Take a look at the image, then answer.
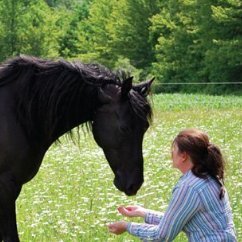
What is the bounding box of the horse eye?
[119,125,131,135]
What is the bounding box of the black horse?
[0,55,153,241]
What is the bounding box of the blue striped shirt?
[127,170,237,241]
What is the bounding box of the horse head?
[92,77,153,196]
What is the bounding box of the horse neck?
[48,85,99,143]
[20,83,99,145]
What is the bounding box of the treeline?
[0,0,241,94]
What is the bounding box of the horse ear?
[98,88,112,104]
[121,76,133,97]
[133,77,154,97]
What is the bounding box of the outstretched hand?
[118,205,147,218]
[107,221,128,235]
[107,205,147,236]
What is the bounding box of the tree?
[107,0,160,69]
[203,0,242,88]
[79,0,116,65]
[45,0,85,9]
[58,0,92,58]
[150,0,242,94]
[19,0,63,57]
[150,0,202,92]
[0,0,64,61]
[0,0,23,60]
[74,0,160,72]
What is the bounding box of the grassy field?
[17,93,242,242]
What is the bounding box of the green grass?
[17,93,242,241]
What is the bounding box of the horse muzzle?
[113,173,143,196]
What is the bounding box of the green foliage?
[0,0,23,59]
[114,57,142,81]
[58,0,160,70]
[0,0,241,94]
[151,0,242,94]
[78,0,115,64]
[106,0,159,69]
[204,1,242,84]
[0,0,66,60]
[58,1,92,58]
[19,1,62,57]
[45,0,90,9]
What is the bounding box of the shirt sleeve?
[145,211,164,225]
[127,184,200,241]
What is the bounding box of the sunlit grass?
[17,93,242,241]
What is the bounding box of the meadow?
[17,93,242,242]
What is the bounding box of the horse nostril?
[125,183,138,196]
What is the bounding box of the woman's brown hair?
[173,128,225,199]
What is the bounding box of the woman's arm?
[127,184,200,241]
[144,210,164,225]
[118,206,164,225]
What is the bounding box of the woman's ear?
[181,152,189,163]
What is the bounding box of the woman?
[108,128,237,241]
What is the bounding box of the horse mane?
[0,55,120,87]
[0,55,152,142]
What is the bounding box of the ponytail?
[206,143,225,199]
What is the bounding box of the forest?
[0,0,241,94]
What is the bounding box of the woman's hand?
[108,221,128,235]
[118,205,147,218]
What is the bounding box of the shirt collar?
[180,169,192,181]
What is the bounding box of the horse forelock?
[128,90,153,124]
